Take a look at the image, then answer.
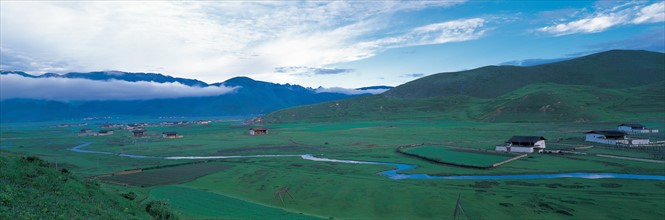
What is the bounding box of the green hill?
[263,50,665,123]
[383,50,665,99]
[0,154,159,219]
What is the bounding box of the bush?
[145,200,179,220]
[121,192,136,201]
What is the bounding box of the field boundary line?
[491,154,528,167]
[596,154,665,164]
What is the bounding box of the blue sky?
[1,0,663,88]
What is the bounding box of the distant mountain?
[263,50,665,123]
[1,70,208,86]
[0,73,368,122]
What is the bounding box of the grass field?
[402,146,513,167]
[150,185,320,219]
[101,162,233,187]
[2,119,664,219]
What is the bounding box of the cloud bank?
[0,74,236,101]
[538,2,665,36]
[315,87,388,95]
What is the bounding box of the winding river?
[68,142,665,181]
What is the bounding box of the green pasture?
[403,146,512,167]
[2,119,664,219]
[181,156,665,219]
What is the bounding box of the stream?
[68,142,665,181]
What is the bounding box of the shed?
[249,127,268,135]
[496,136,546,153]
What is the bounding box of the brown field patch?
[101,162,233,187]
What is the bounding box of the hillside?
[0,154,154,219]
[263,50,665,123]
[383,50,665,99]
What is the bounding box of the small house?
[618,124,659,133]
[98,130,114,136]
[496,136,546,153]
[249,127,268,135]
[162,131,182,139]
[132,129,146,137]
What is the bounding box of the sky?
[1,0,664,88]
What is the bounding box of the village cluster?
[76,120,269,138]
[495,123,661,153]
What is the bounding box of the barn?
[249,127,268,135]
[495,136,547,153]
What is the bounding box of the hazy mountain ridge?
[263,50,665,123]
[0,73,376,122]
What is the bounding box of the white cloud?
[539,15,626,35]
[0,1,471,86]
[0,74,237,101]
[357,18,486,51]
[315,87,388,95]
[633,2,665,23]
[538,2,665,36]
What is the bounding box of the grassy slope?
[264,81,665,123]
[0,154,150,219]
[383,50,665,99]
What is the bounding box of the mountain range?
[263,50,665,123]
[0,71,390,122]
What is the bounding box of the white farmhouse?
[585,130,650,146]
[617,124,659,133]
[496,136,546,153]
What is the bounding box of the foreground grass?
[0,154,151,219]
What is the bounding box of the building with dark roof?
[586,130,650,145]
[618,124,659,133]
[249,127,268,135]
[132,129,146,137]
[496,136,547,153]
[162,131,183,139]
[97,130,114,136]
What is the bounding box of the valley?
[2,118,664,219]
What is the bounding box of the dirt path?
[596,154,665,164]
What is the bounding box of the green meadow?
[2,119,664,219]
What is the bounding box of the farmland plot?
[101,162,232,186]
